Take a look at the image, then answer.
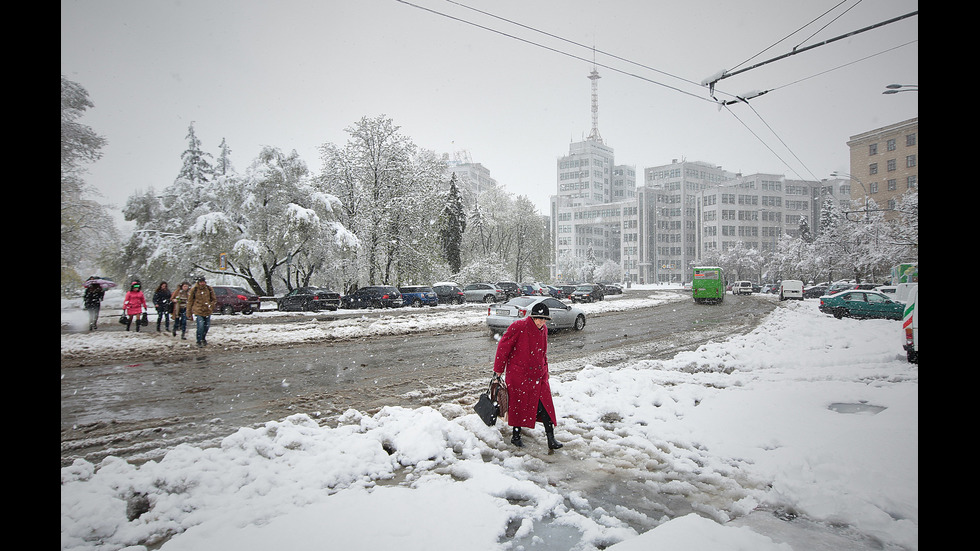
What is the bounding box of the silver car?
[486,296,586,333]
[464,282,505,303]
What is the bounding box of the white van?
[779,280,804,301]
[732,281,753,295]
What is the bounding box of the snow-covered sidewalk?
[61,296,917,551]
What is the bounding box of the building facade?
[845,117,918,219]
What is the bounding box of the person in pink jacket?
[492,302,562,450]
[123,281,148,332]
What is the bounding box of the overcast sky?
[61,0,918,223]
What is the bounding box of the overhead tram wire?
[393,0,718,105]
[728,0,858,73]
[704,10,918,89]
[442,0,707,90]
[394,0,894,185]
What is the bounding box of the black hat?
[197,276,207,282]
[529,302,551,319]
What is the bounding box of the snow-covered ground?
[61,286,917,551]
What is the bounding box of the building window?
[869,163,878,175]
[906,133,916,146]
[906,155,916,168]
[887,179,896,191]
[887,159,896,172]
[869,143,878,156]
[887,139,896,151]
[907,175,916,189]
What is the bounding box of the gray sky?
[61,0,918,221]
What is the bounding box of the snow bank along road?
[61,289,777,468]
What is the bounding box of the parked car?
[778,280,804,301]
[751,282,762,293]
[875,285,898,296]
[520,282,546,296]
[803,285,828,299]
[541,284,563,299]
[486,296,586,333]
[763,283,779,294]
[213,285,261,315]
[432,282,465,305]
[399,285,439,307]
[340,286,404,309]
[602,283,623,295]
[569,283,604,303]
[463,283,505,303]
[818,290,904,320]
[277,287,340,311]
[495,281,522,300]
[731,281,754,295]
[560,285,578,298]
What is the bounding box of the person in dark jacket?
[153,282,172,333]
[83,281,105,331]
[492,302,562,449]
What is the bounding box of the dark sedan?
[278,287,340,311]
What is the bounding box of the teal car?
[818,290,904,320]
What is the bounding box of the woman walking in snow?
[492,302,562,450]
[153,282,172,333]
[170,281,191,339]
[123,281,148,332]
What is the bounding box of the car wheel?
[574,314,586,331]
[222,305,235,315]
[483,295,495,303]
[242,307,254,315]
[372,300,383,309]
[412,299,422,308]
[833,307,847,319]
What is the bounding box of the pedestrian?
[186,276,216,346]
[170,281,191,340]
[123,281,148,332]
[153,282,172,333]
[492,302,563,449]
[83,280,105,331]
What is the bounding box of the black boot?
[545,425,563,450]
[511,427,524,447]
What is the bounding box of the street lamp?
[882,83,918,94]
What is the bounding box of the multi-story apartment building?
[552,152,832,284]
[845,117,918,219]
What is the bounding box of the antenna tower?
[587,62,603,143]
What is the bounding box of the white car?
[486,296,586,333]
[731,281,753,295]
[779,280,804,301]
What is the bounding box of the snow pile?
[61,296,917,551]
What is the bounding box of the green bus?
[692,266,725,304]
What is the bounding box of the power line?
[393,0,715,104]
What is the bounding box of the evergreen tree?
[438,173,466,274]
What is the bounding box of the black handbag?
[140,312,149,326]
[119,314,128,325]
[474,374,506,427]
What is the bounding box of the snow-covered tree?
[61,75,117,294]
[438,173,466,274]
[318,115,445,288]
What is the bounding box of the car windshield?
[576,285,593,291]
[506,297,537,307]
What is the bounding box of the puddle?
[828,402,886,415]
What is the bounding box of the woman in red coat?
[123,281,148,332]
[493,302,562,449]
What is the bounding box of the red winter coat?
[492,316,557,428]
[123,290,147,316]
